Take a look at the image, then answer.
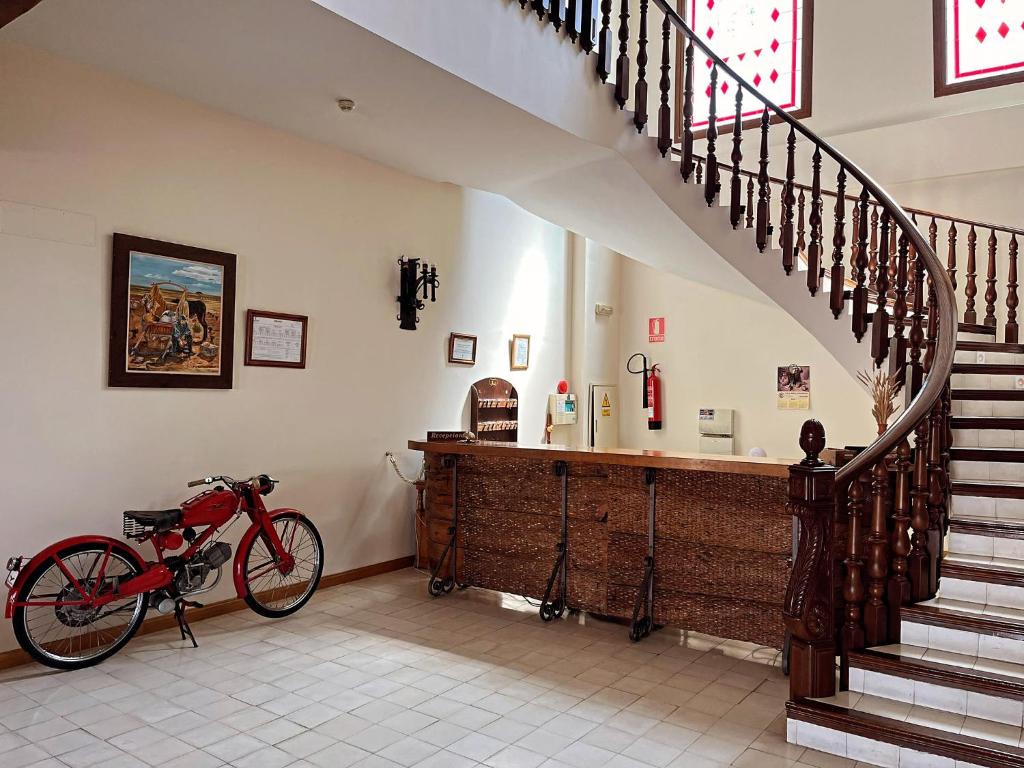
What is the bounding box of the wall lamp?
[396,256,439,331]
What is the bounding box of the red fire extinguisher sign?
[648,317,665,343]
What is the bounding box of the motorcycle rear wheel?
[13,542,148,670]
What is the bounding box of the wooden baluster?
[567,0,580,42]
[829,168,848,318]
[796,188,807,262]
[580,0,597,52]
[532,0,550,20]
[888,222,899,298]
[946,221,958,292]
[872,210,891,366]
[985,230,998,328]
[843,475,867,676]
[924,281,938,377]
[890,234,910,388]
[633,0,648,133]
[755,108,770,253]
[745,176,755,229]
[888,439,913,642]
[656,15,672,156]
[849,205,860,272]
[909,418,931,600]
[927,400,945,596]
[704,65,719,208]
[729,89,743,229]
[909,244,926,398]
[868,206,879,290]
[695,157,703,184]
[680,38,695,180]
[1007,235,1019,343]
[864,457,890,646]
[553,0,567,30]
[614,0,630,108]
[781,127,797,275]
[929,216,938,255]
[806,147,823,296]
[852,188,870,342]
[784,419,837,700]
[597,0,614,82]
[520,0,530,10]
[964,225,978,324]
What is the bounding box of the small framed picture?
[448,333,477,365]
[245,310,308,369]
[510,334,531,371]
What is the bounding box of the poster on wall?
[777,364,810,410]
[245,310,308,368]
[108,233,236,389]
[648,317,665,343]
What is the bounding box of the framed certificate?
[245,310,308,369]
[448,333,477,365]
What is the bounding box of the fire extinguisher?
[627,353,663,431]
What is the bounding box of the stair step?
[951,447,1024,462]
[952,417,1024,431]
[961,323,1000,337]
[951,517,1024,538]
[901,600,1024,656]
[851,646,1024,703]
[788,697,1024,768]
[943,558,1024,586]
[958,341,1024,355]
[952,390,1024,401]
[954,363,1024,375]
[953,480,1024,499]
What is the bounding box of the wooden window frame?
[933,0,1024,97]
[674,0,815,141]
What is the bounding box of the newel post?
[784,420,837,700]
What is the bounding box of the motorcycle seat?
[123,509,182,531]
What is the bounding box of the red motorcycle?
[5,474,323,670]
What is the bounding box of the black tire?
[13,542,148,670]
[242,513,324,618]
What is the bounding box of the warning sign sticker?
[601,393,611,416]
[648,317,665,343]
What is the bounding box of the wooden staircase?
[502,2,1024,766]
[787,325,1024,766]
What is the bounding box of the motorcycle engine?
[175,542,232,595]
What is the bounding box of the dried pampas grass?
[857,368,902,436]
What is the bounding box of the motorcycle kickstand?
[174,599,204,648]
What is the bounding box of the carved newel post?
[784,420,838,700]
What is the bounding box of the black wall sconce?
[396,256,439,331]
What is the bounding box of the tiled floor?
[0,568,862,768]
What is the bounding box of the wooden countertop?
[408,440,794,478]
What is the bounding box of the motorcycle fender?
[5,536,147,619]
[232,509,307,598]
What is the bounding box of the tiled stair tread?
[850,647,1024,701]
[908,596,1024,625]
[958,340,1024,354]
[952,390,1024,401]
[951,447,1024,461]
[789,697,1024,766]
[952,417,1024,430]
[945,552,1024,573]
[960,323,1000,337]
[952,480,1024,498]
[953,363,1024,375]
[868,643,1024,683]
[951,516,1024,537]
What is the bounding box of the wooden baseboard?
[0,555,414,671]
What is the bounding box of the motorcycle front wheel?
[12,543,148,670]
[242,513,324,618]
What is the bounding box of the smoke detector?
[336,98,356,113]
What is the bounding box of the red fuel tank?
[180,489,237,528]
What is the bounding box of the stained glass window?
[684,0,812,129]
[936,0,1024,95]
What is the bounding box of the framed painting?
[510,334,531,371]
[108,233,236,389]
[245,309,308,369]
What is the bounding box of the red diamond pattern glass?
[942,0,1024,87]
[688,0,807,128]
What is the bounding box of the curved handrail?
[649,0,957,482]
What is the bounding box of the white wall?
[616,258,876,459]
[0,44,569,652]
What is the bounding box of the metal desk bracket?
[630,467,657,641]
[540,460,569,621]
[428,455,459,597]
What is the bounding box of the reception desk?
[409,441,792,649]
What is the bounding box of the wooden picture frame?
[109,233,236,389]
[510,334,531,371]
[448,333,477,365]
[932,0,1024,97]
[245,309,308,369]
